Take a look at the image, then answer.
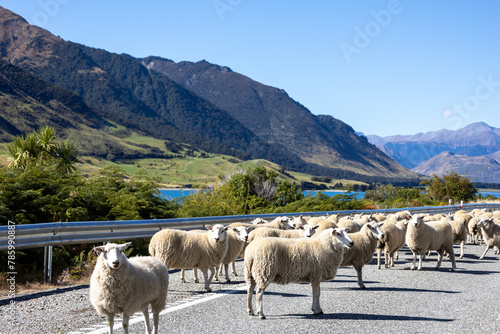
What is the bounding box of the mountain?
[141,56,415,180]
[412,151,500,183]
[367,122,500,169]
[0,58,154,158]
[0,6,419,183]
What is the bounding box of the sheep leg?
[459,241,465,259]
[247,279,256,316]
[448,248,456,271]
[385,249,391,268]
[479,246,491,260]
[106,313,114,334]
[417,251,424,271]
[122,314,129,334]
[224,264,231,282]
[256,287,266,319]
[376,249,382,269]
[435,250,443,269]
[180,269,186,283]
[231,261,238,276]
[142,309,152,334]
[193,268,199,283]
[354,265,366,289]
[201,267,214,292]
[410,251,417,270]
[214,265,220,282]
[311,282,323,315]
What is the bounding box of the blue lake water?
[159,189,365,200]
[159,189,500,200]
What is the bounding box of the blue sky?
[2,0,500,136]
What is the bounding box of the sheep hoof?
[248,310,254,316]
[479,257,484,260]
[459,255,464,259]
[258,313,266,320]
[313,311,324,316]
[225,278,231,283]
[205,288,212,292]
[194,279,199,283]
[359,284,366,289]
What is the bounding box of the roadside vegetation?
[0,128,495,291]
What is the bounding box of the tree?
[6,127,79,173]
[423,172,477,203]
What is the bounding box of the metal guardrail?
[2,203,500,282]
[2,203,500,252]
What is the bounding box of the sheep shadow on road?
[286,312,454,322]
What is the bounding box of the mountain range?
[0,6,418,184]
[367,122,500,183]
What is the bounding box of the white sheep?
[230,216,293,231]
[247,224,318,242]
[449,220,467,259]
[340,221,385,288]
[406,215,456,271]
[376,220,408,269]
[244,228,353,319]
[149,224,229,292]
[216,226,250,282]
[467,216,483,244]
[90,242,168,334]
[251,217,269,225]
[477,218,500,261]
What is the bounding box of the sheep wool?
[90,242,168,334]
[244,228,353,319]
[406,215,456,271]
[340,221,385,288]
[478,218,500,261]
[149,224,228,292]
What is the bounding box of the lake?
[159,189,500,200]
[159,189,365,200]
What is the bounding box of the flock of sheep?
[89,208,500,333]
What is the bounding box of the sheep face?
[206,224,229,243]
[300,224,319,237]
[94,242,131,270]
[478,218,494,231]
[366,222,385,241]
[232,226,249,242]
[333,228,354,248]
[411,215,425,228]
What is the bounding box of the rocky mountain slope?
[0,6,418,183]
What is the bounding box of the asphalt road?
[83,242,500,334]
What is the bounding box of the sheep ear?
[118,242,132,252]
[93,246,106,255]
[205,225,213,231]
[313,225,319,230]
[298,225,304,230]
[223,226,229,231]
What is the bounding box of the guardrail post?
[44,246,53,283]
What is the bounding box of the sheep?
[307,216,328,226]
[247,224,318,242]
[477,218,500,261]
[181,227,250,283]
[149,224,229,292]
[291,214,308,228]
[230,216,293,231]
[467,216,483,244]
[90,242,168,334]
[244,228,354,319]
[406,215,456,271]
[251,217,269,225]
[325,212,341,223]
[376,220,408,269]
[449,220,467,259]
[340,221,385,288]
[337,219,361,233]
[312,219,339,234]
[216,226,250,282]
